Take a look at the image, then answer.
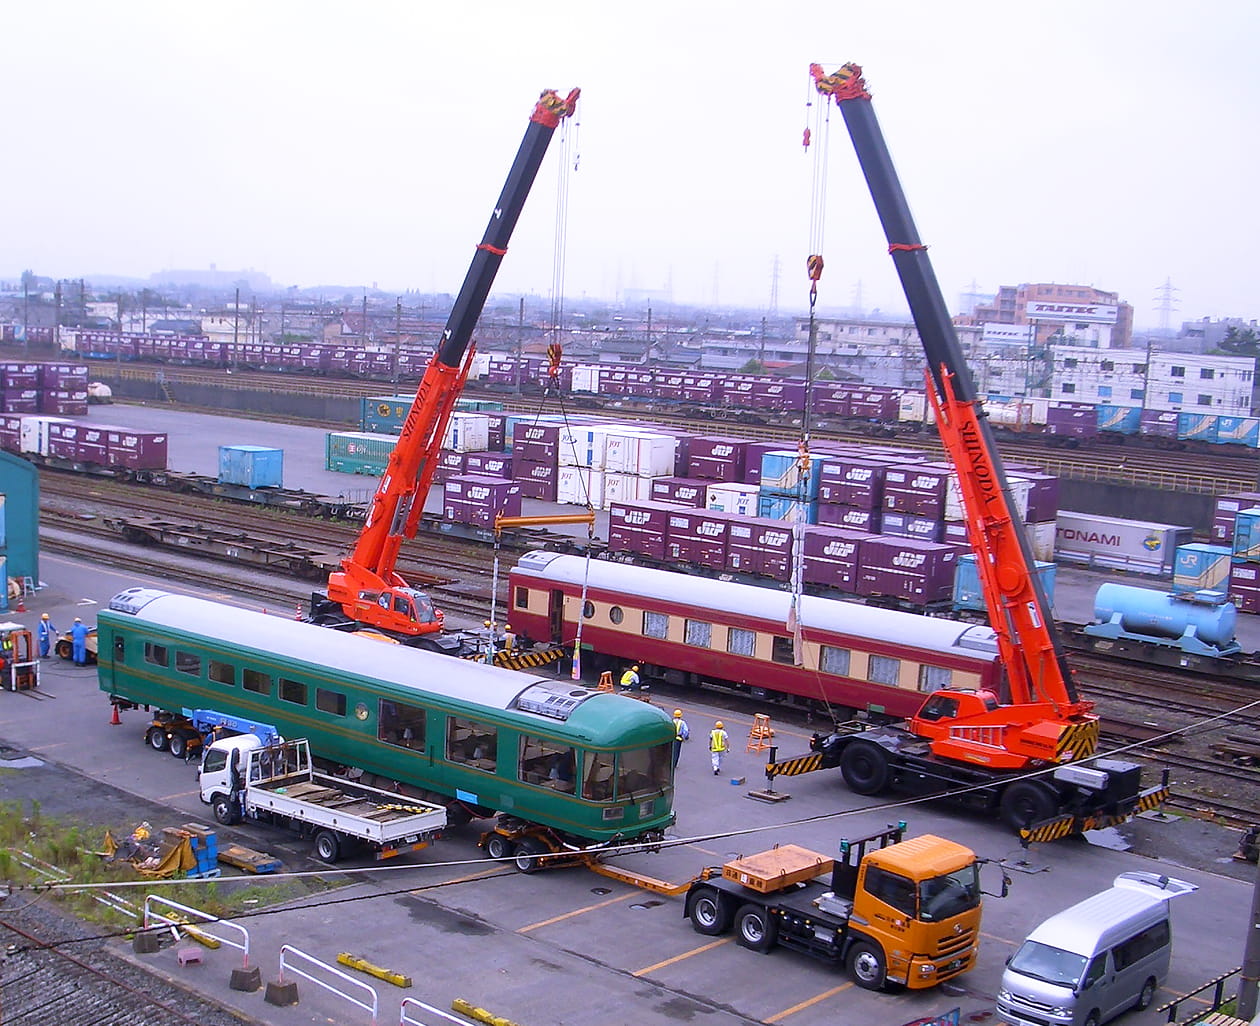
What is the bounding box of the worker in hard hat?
[618,664,641,692]
[709,721,729,776]
[671,709,690,769]
[37,612,57,658]
[71,617,89,666]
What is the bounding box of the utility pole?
[394,297,402,385]
[515,297,524,395]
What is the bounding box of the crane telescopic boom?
[325,87,579,639]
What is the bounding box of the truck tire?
[211,795,239,826]
[1135,977,1157,1011]
[1000,780,1057,832]
[168,733,189,760]
[686,887,730,936]
[846,940,887,990]
[734,904,778,953]
[314,830,342,863]
[840,741,889,795]
[484,833,514,861]
[513,838,547,874]
[146,726,169,752]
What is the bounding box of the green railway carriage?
[98,588,676,849]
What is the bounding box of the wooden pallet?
[217,843,281,874]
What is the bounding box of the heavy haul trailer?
[681,824,1000,991]
[774,63,1170,842]
[198,736,446,864]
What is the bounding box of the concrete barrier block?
[265,979,299,1006]
[132,931,160,955]
[230,966,263,992]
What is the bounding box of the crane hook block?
[809,63,871,104]
[532,87,581,128]
[807,254,824,282]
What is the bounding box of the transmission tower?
[1153,277,1180,334]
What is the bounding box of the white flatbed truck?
[198,735,446,863]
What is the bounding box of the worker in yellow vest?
[708,721,729,776]
[619,664,640,692]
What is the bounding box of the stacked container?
[1171,543,1231,595]
[443,475,522,527]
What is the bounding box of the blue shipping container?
[218,445,283,488]
[1214,416,1260,448]
[759,450,826,499]
[1096,404,1141,435]
[756,493,818,524]
[1177,412,1219,444]
[1232,508,1260,561]
[1172,543,1232,593]
[953,552,1056,614]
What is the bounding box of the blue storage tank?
[218,445,283,488]
[1096,404,1141,435]
[952,552,1056,614]
[1085,582,1239,655]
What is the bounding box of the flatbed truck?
[681,824,1001,991]
[198,735,446,864]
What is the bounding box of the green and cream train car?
[98,588,676,861]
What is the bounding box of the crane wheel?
[840,741,889,795]
[1000,780,1058,832]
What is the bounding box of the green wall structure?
[0,451,40,605]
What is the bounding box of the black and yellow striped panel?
[1056,720,1099,761]
[1019,813,1077,845]
[766,752,824,778]
[460,647,565,669]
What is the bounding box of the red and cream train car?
[508,552,1005,720]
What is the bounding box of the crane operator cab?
[355,588,445,632]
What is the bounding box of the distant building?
[1051,344,1254,413]
[967,283,1133,349]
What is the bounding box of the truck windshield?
[917,865,980,921]
[1007,940,1088,988]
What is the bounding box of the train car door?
[548,589,565,645]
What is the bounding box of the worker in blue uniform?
[71,617,89,666]
[37,613,57,658]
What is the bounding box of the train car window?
[143,642,168,668]
[446,716,497,771]
[582,600,595,619]
[517,735,575,793]
[617,744,670,797]
[583,751,616,802]
[609,605,624,625]
[918,665,953,694]
[513,585,528,610]
[175,650,201,677]
[684,620,712,648]
[378,699,426,752]
[243,669,272,697]
[770,635,794,665]
[315,688,347,717]
[208,660,235,686]
[114,637,125,661]
[868,654,901,686]
[278,677,307,706]
[820,645,851,675]
[642,611,668,640]
[727,627,755,657]
[864,865,917,918]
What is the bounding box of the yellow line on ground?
[632,937,732,976]
[410,866,503,892]
[764,982,853,1023]
[158,789,201,802]
[30,742,77,752]
[518,892,632,933]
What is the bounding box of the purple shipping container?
[607,501,671,560]
[856,537,958,606]
[484,413,507,453]
[880,510,943,543]
[40,397,89,416]
[512,422,561,463]
[801,526,874,592]
[1046,402,1099,440]
[39,364,90,389]
[0,364,41,390]
[105,428,167,470]
[464,452,513,479]
[942,520,971,547]
[1230,562,1260,614]
[649,477,709,508]
[443,475,522,527]
[815,503,881,532]
[1139,409,1179,439]
[2,394,39,413]
[726,517,794,581]
[742,442,783,486]
[818,456,895,510]
[512,458,558,501]
[684,435,748,482]
[48,422,109,463]
[433,451,466,483]
[1214,492,1260,545]
[883,463,951,518]
[0,414,20,452]
[665,508,732,569]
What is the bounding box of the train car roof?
[103,588,660,729]
[514,552,998,655]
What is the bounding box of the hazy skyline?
[6,2,1257,329]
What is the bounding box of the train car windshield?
[582,743,672,802]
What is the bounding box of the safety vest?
[709,729,727,752]
[674,719,689,741]
[620,669,637,688]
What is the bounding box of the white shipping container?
[602,473,655,509]
[603,429,676,477]
[19,415,72,455]
[706,482,759,517]
[569,364,603,394]
[898,392,932,425]
[441,412,491,453]
[559,425,609,469]
[1024,519,1057,563]
[945,473,1033,522]
[557,466,604,507]
[1054,511,1191,574]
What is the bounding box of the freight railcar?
[507,552,1004,720]
[98,588,676,859]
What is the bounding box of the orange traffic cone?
[109,704,122,726]
[15,595,25,613]
[294,605,303,620]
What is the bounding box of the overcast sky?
[6,2,1256,328]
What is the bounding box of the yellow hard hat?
[632,665,639,671]
[673,709,682,718]
[41,613,49,619]
[715,721,724,729]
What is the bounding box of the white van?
[997,871,1196,1026]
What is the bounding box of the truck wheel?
[484,834,514,861]
[55,640,72,660]
[1000,780,1057,832]
[211,795,238,826]
[314,830,342,863]
[513,838,547,874]
[686,887,730,936]
[146,726,169,752]
[840,741,889,795]
[734,904,778,953]
[168,733,189,759]
[847,941,887,990]
[1135,977,1157,1010]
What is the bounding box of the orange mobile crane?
[761,65,1168,841]
[309,88,579,650]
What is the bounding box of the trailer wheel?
[1000,780,1057,832]
[484,833,514,861]
[146,726,169,752]
[211,795,238,826]
[686,887,730,936]
[847,940,887,990]
[55,639,72,660]
[734,904,778,953]
[168,733,189,760]
[840,741,889,795]
[314,830,342,863]
[512,838,547,874]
